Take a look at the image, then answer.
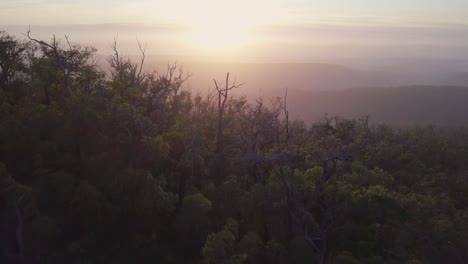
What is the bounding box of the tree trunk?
[15,196,25,264]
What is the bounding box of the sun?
[159,0,283,52]
[190,22,252,50]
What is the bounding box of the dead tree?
[242,90,308,237]
[213,72,244,154]
[238,94,269,183]
[243,90,374,263]
[108,37,190,169]
[27,27,73,97]
[108,36,149,168]
[26,27,100,103]
[302,117,374,264]
[108,36,147,87]
[211,72,243,184]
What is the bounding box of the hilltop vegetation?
[1,31,467,264]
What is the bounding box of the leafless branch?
[136,36,147,80]
[27,26,71,96]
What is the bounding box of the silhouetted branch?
[26,27,71,96]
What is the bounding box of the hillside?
[440,72,468,86]
[173,62,468,93]
[237,85,468,126]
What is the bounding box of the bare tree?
[26,27,99,102]
[242,90,374,263]
[108,36,147,87]
[108,37,190,168]
[213,72,244,154]
[301,117,374,264]
[210,72,243,184]
[26,28,82,97]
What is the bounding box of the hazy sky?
[0,0,468,24]
[2,0,468,24]
[2,0,468,65]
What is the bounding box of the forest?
[0,30,467,264]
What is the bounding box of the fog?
[4,22,468,65]
[4,23,468,125]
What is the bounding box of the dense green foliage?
[1,31,467,264]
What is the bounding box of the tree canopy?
[0,31,467,264]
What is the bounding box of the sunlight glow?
[159,0,282,51]
[190,22,252,50]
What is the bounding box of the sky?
[2,0,468,66]
[2,0,468,25]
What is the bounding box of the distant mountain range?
[152,62,468,125]
[439,72,468,86]
[276,85,468,126]
[178,62,468,93]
